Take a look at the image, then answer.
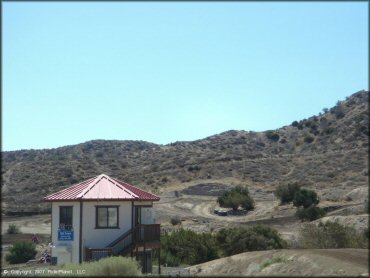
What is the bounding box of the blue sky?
[3,2,368,151]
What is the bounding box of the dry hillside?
[1,90,368,214]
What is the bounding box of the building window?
[96,206,119,228]
[59,206,73,230]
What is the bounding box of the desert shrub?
[60,256,141,276]
[292,121,299,127]
[296,205,326,221]
[7,224,20,234]
[146,178,155,185]
[6,241,37,264]
[304,136,314,143]
[260,256,287,269]
[274,183,301,204]
[293,189,319,208]
[300,221,368,249]
[216,225,287,256]
[188,165,201,172]
[170,216,181,226]
[217,186,254,211]
[160,229,219,266]
[304,120,312,127]
[161,176,169,183]
[265,131,280,142]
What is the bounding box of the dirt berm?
[187,249,368,276]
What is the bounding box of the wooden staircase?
[84,224,160,262]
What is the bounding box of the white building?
[44,174,161,272]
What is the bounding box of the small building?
[43,174,161,272]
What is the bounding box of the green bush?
[265,131,280,142]
[6,241,37,264]
[7,224,20,234]
[217,186,254,211]
[296,205,326,221]
[60,256,141,276]
[274,183,301,204]
[160,229,219,266]
[300,221,368,249]
[216,225,287,256]
[293,189,319,208]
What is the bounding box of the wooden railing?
[133,224,160,243]
[85,247,113,262]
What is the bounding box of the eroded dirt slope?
[187,249,369,276]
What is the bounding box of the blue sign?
[58,230,74,241]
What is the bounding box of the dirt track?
[1,215,51,235]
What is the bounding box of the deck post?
[158,247,161,275]
[143,242,146,273]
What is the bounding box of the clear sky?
[3,2,368,151]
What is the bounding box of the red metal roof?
[44,174,160,202]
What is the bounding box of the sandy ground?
[187,249,369,276]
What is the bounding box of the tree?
[217,186,254,211]
[293,189,319,208]
[274,183,301,204]
[241,195,255,210]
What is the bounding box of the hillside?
[1,90,368,214]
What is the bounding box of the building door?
[135,206,141,226]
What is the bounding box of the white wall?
[81,201,133,249]
[51,202,80,265]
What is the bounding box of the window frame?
[59,206,73,230]
[95,206,119,229]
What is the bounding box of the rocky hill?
[1,90,368,214]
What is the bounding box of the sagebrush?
[7,224,20,234]
[60,256,141,276]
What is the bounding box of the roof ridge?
[106,176,139,199]
[111,177,160,199]
[76,174,104,199]
[43,176,95,200]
